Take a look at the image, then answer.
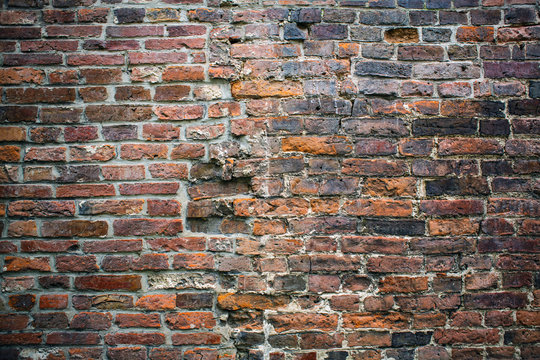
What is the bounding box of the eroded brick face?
[0,0,539,359]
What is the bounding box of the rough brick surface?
[0,0,539,359]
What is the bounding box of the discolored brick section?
[0,0,539,359]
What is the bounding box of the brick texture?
[0,0,539,359]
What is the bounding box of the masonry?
[0,0,539,359]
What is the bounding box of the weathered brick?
[1,0,537,354]
[355,61,412,78]
[343,312,409,329]
[434,329,499,345]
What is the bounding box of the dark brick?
[291,8,322,23]
[392,332,432,347]
[398,45,444,61]
[362,44,393,59]
[426,0,451,8]
[326,352,348,360]
[479,119,510,136]
[413,118,476,136]
[481,160,514,176]
[422,28,452,42]
[509,100,540,116]
[311,24,348,40]
[355,61,412,78]
[529,81,540,98]
[57,165,100,183]
[464,292,528,309]
[235,332,265,349]
[425,177,490,196]
[439,11,467,25]
[284,23,305,40]
[398,0,424,8]
[454,0,478,6]
[33,313,69,329]
[484,62,540,79]
[448,45,478,60]
[505,8,537,25]
[470,10,501,25]
[359,10,407,25]
[365,219,425,236]
[385,349,414,360]
[409,11,436,26]
[323,9,356,23]
[102,125,138,141]
[273,275,307,291]
[114,8,145,23]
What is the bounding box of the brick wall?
[1,0,539,358]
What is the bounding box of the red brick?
[165,312,216,330]
[78,8,108,22]
[0,314,29,331]
[147,237,205,251]
[113,219,183,236]
[434,329,499,345]
[41,220,108,237]
[232,80,303,98]
[439,138,503,155]
[107,25,164,38]
[367,256,423,273]
[457,26,495,42]
[56,255,98,272]
[0,332,42,345]
[116,313,161,328]
[147,199,182,216]
[346,331,391,347]
[120,144,168,160]
[379,276,429,293]
[343,159,409,176]
[84,239,142,253]
[268,313,338,333]
[39,294,68,309]
[70,312,112,330]
[0,67,44,84]
[4,256,51,272]
[129,52,187,64]
[428,219,479,236]
[171,332,221,346]
[218,293,289,310]
[86,105,152,122]
[70,145,115,161]
[413,313,446,329]
[68,54,124,66]
[105,332,165,346]
[136,294,176,310]
[173,253,214,270]
[24,146,65,161]
[108,347,146,360]
[343,312,409,329]
[343,199,412,217]
[163,66,205,81]
[75,275,141,291]
[208,102,241,118]
[154,105,204,121]
[118,182,179,195]
[421,199,484,216]
[142,123,179,141]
